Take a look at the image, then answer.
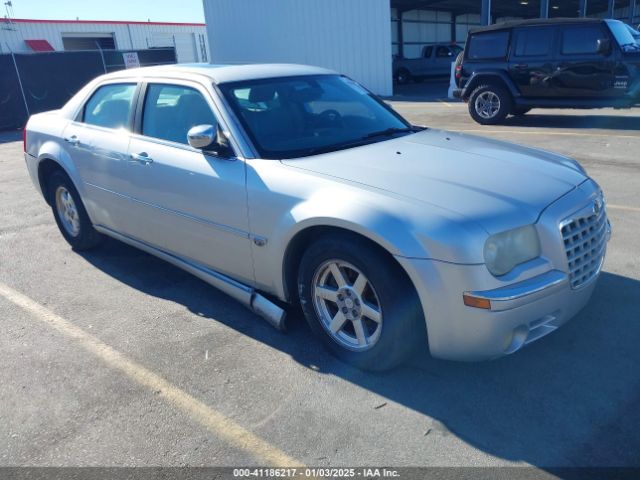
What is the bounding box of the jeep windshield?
[219,75,419,159]
[607,20,640,52]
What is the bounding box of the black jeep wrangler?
[453,18,640,124]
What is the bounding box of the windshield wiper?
[361,126,419,140]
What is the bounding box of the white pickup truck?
[393,44,462,84]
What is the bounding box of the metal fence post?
[10,51,30,117]
[98,46,107,73]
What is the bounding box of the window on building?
[514,28,554,57]
[561,26,604,55]
[83,83,136,130]
[62,34,116,51]
[142,84,217,145]
[467,31,510,59]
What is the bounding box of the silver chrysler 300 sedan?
[24,64,611,370]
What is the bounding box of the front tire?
[297,233,425,371]
[48,170,103,251]
[468,84,512,125]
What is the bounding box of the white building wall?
[0,20,210,62]
[203,0,393,96]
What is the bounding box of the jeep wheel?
[297,233,426,371]
[468,84,512,125]
[395,68,412,85]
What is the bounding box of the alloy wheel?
[312,260,383,351]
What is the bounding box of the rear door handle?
[64,135,79,146]
[514,64,529,69]
[130,152,153,165]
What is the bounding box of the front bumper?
[396,179,610,361]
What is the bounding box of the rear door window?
[467,31,510,59]
[514,27,555,57]
[83,83,136,130]
[561,25,604,55]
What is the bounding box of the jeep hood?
[281,129,587,234]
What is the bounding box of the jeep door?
[508,26,558,98]
[552,23,619,98]
[122,81,254,283]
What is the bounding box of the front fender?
[247,165,488,299]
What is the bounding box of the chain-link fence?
[0,48,176,131]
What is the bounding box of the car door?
[509,26,557,98]
[122,81,253,283]
[434,45,455,76]
[553,23,618,98]
[415,46,433,77]
[61,82,138,231]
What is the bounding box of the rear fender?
[462,71,520,100]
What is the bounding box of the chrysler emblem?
[593,198,602,215]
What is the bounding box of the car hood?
[281,129,587,234]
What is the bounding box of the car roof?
[100,63,337,84]
[469,17,604,34]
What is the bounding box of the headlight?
[483,225,541,276]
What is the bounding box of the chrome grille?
[561,203,607,289]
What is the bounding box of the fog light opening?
[503,325,529,354]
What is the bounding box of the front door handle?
[514,64,529,69]
[130,152,153,165]
[64,135,79,146]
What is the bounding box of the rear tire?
[297,233,426,371]
[395,68,412,85]
[48,170,103,251]
[468,84,512,125]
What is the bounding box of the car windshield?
[219,75,415,159]
[625,23,640,40]
[608,20,640,51]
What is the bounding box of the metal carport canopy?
[391,0,616,18]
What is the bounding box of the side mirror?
[187,124,215,149]
[187,124,234,157]
[596,38,611,55]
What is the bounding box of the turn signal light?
[463,293,491,310]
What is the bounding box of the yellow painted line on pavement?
[0,282,303,467]
[437,99,453,108]
[608,204,640,213]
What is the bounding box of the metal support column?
[540,0,549,18]
[451,13,457,43]
[481,0,491,26]
[607,0,615,18]
[397,9,404,58]
[629,0,636,24]
[579,0,588,17]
